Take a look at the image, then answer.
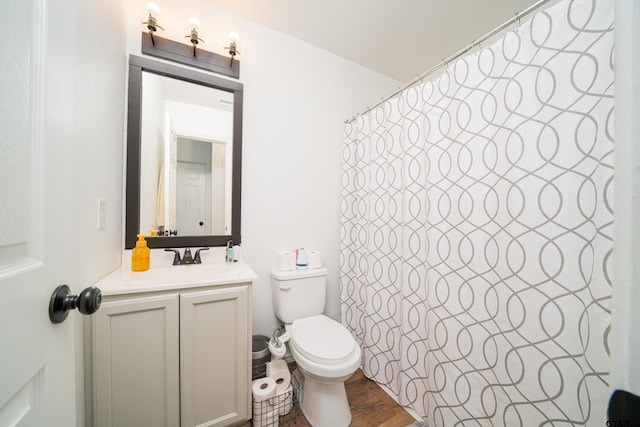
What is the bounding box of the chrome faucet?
[165,248,209,265]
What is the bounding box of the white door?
[0,0,77,426]
[176,161,208,236]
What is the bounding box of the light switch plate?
[97,198,106,230]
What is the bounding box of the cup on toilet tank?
[307,250,323,269]
[276,252,296,271]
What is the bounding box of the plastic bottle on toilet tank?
[296,248,308,269]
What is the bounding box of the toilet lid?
[291,315,357,365]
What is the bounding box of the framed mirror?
[125,55,243,249]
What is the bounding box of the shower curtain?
[339,0,614,425]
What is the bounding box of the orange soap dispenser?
[131,233,150,271]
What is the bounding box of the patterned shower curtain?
[339,0,614,425]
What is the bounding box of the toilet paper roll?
[252,378,279,427]
[307,250,323,269]
[252,399,279,427]
[252,377,277,402]
[266,359,291,390]
[267,360,293,416]
[276,252,296,271]
[274,384,293,416]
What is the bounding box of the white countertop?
[95,248,258,296]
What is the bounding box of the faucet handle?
[194,247,209,264]
[164,248,182,265]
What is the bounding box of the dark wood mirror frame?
[125,55,243,249]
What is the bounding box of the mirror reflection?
[125,55,242,249]
[139,72,234,237]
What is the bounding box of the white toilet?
[270,267,361,427]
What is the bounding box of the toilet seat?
[290,315,357,365]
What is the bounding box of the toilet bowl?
[271,268,361,427]
[288,315,361,427]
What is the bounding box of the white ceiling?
[205,0,542,83]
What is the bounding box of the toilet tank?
[271,268,327,324]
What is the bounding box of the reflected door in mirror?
[139,71,233,237]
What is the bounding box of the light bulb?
[225,31,240,61]
[147,2,160,19]
[188,17,200,31]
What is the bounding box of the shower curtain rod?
[345,0,554,124]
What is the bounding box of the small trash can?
[252,334,270,379]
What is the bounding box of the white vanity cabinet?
[93,293,181,427]
[88,260,256,427]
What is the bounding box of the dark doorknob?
[49,285,102,324]
[199,221,204,226]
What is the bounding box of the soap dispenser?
[132,233,150,272]
[225,240,234,262]
[296,247,309,269]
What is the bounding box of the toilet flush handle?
[279,285,291,291]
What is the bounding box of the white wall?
[165,100,232,142]
[72,1,128,281]
[71,0,128,425]
[126,0,400,336]
[240,42,399,335]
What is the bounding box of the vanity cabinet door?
[180,285,251,427]
[93,293,180,427]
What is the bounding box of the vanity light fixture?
[139,12,240,78]
[224,32,240,65]
[186,17,204,57]
[142,2,163,45]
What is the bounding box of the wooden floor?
[286,369,416,427]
